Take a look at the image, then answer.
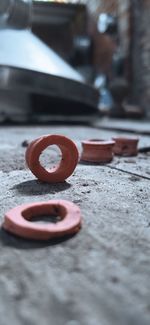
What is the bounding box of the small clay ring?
[81,139,115,163]
[112,136,139,156]
[25,134,79,182]
[3,200,82,240]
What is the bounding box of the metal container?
[0,29,99,122]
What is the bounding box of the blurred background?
[0,0,150,123]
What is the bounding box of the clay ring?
[3,200,82,240]
[25,134,79,182]
[112,136,139,156]
[81,139,115,163]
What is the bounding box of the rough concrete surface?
[95,118,150,135]
[0,125,150,325]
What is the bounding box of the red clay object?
[80,139,115,163]
[112,136,139,156]
[25,134,79,182]
[3,200,82,240]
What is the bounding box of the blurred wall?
[131,0,150,116]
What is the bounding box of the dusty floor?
[0,124,150,325]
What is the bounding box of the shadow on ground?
[79,161,108,166]
[12,179,72,196]
[0,228,76,249]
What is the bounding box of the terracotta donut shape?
[3,200,82,240]
[81,139,115,163]
[112,136,139,156]
[25,134,79,182]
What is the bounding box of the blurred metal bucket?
[0,29,99,122]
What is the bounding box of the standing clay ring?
[112,137,139,156]
[25,134,79,182]
[3,200,82,240]
[80,139,115,163]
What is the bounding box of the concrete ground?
[0,124,150,325]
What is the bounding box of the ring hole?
[89,139,104,142]
[22,204,66,224]
[122,145,129,151]
[39,145,62,172]
[30,214,62,224]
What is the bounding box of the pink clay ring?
[81,139,115,163]
[3,200,82,240]
[112,136,139,156]
[25,134,79,183]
